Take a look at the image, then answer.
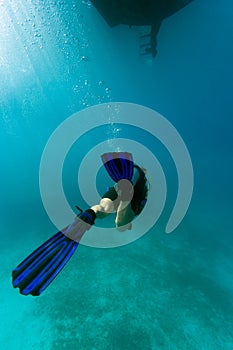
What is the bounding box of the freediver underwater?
[12,152,149,296]
[91,0,194,57]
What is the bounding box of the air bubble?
[73,85,79,92]
[80,56,88,62]
[82,0,92,8]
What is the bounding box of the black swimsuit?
[102,165,148,216]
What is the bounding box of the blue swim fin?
[101,152,134,182]
[12,232,78,296]
[12,209,96,296]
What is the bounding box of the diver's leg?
[91,198,115,219]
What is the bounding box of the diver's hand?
[63,209,96,242]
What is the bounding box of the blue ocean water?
[1,0,233,349]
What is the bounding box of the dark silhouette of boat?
[91,0,194,57]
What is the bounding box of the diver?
[12,152,149,296]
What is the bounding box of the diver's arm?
[114,167,140,231]
[115,200,135,231]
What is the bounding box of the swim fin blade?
[101,152,134,182]
[12,209,96,296]
[12,231,78,296]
